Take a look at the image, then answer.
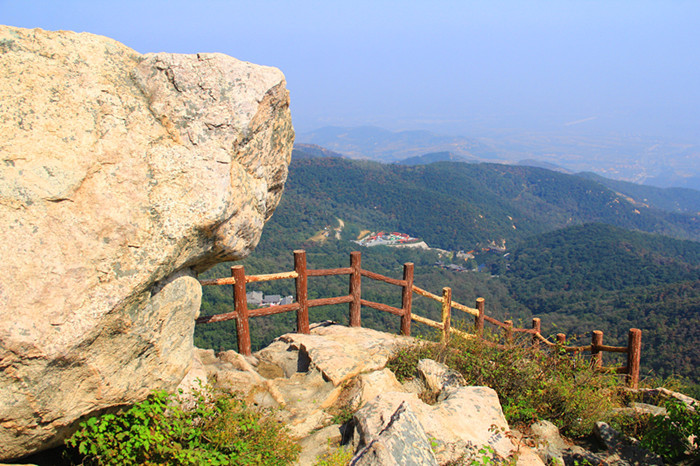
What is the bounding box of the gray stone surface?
[0,25,292,460]
[614,402,668,418]
[594,422,664,465]
[631,387,698,412]
[351,401,439,466]
[352,386,517,464]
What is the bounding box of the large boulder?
[0,25,293,460]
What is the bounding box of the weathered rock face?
[0,25,293,460]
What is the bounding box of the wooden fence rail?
[197,250,642,388]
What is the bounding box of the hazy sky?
[3,0,699,142]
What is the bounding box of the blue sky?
[3,0,699,141]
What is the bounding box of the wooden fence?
[197,250,642,388]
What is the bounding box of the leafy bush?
[65,386,300,465]
[387,328,623,437]
[616,399,700,463]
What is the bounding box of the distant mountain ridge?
[297,126,500,162]
[298,126,700,190]
[396,151,476,165]
[292,143,345,159]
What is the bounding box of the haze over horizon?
[3,0,700,187]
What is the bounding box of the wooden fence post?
[504,320,514,346]
[532,318,541,349]
[294,250,309,334]
[626,328,642,389]
[475,297,485,337]
[591,330,603,368]
[349,251,362,327]
[441,287,452,344]
[400,262,414,336]
[232,265,251,356]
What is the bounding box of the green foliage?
[505,223,700,383]
[325,404,355,426]
[313,445,353,466]
[386,344,435,382]
[65,386,300,465]
[388,331,623,438]
[639,399,700,462]
[612,398,700,463]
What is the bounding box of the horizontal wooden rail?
[249,303,299,317]
[247,271,299,283]
[534,333,557,347]
[199,277,237,286]
[412,285,442,302]
[450,327,477,340]
[197,311,237,324]
[360,299,404,316]
[594,344,628,353]
[512,327,536,334]
[451,301,479,317]
[411,313,443,329]
[562,344,592,353]
[200,270,298,286]
[308,267,353,277]
[484,315,507,328]
[594,366,629,374]
[361,269,407,287]
[308,295,353,307]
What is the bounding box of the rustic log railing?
[197,250,642,388]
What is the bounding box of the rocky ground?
[9,321,696,465]
[180,321,692,465]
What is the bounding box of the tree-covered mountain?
[576,171,700,214]
[196,156,700,386]
[501,223,700,382]
[283,157,699,250]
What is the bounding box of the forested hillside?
[503,223,700,381]
[196,156,700,387]
[285,158,700,250]
[576,171,700,214]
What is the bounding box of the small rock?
[347,369,405,410]
[629,387,698,412]
[255,340,309,378]
[594,422,664,465]
[529,420,568,465]
[417,358,466,398]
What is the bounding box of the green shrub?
[65,386,300,465]
[640,399,700,462]
[387,328,623,438]
[314,444,353,466]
